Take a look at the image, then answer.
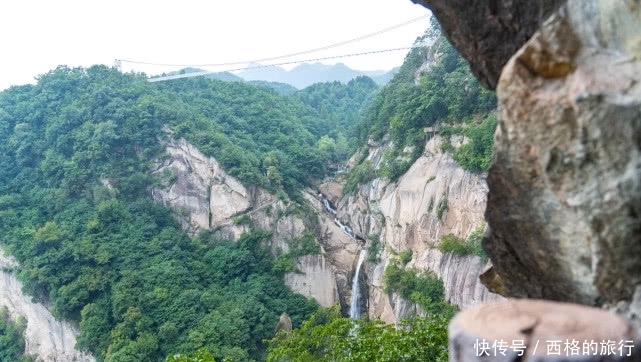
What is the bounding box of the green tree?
[266,306,450,362]
[0,307,36,362]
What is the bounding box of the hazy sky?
[0,0,432,90]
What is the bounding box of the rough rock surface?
[0,249,95,362]
[450,299,641,362]
[284,255,340,308]
[411,0,566,89]
[152,136,253,234]
[152,134,341,307]
[484,0,641,305]
[334,135,502,323]
[302,191,361,312]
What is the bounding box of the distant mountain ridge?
[237,62,398,89]
[158,63,397,91]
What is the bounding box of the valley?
[0,19,499,362]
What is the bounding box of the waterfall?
[350,250,367,319]
[322,198,337,215]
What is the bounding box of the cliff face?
[151,134,343,308]
[0,249,95,362]
[150,133,501,320]
[323,135,502,323]
[151,135,254,235]
[482,0,641,308]
[411,0,641,338]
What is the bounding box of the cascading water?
[349,250,367,319]
[322,198,337,215]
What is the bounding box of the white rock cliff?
[151,134,342,308]
[325,135,502,323]
[0,249,94,362]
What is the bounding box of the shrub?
[343,160,376,195]
[436,196,448,220]
[366,234,381,263]
[382,259,449,313]
[399,250,413,265]
[438,227,487,261]
[273,232,321,274]
[232,214,252,225]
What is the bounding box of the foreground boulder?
[484,0,641,305]
[449,299,640,362]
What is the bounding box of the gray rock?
[484,0,641,305]
[411,0,566,89]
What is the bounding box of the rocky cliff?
[0,249,94,362]
[410,0,566,89]
[414,0,641,340]
[151,133,344,308]
[483,0,641,309]
[322,135,502,323]
[150,131,502,321]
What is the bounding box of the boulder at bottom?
[449,299,641,362]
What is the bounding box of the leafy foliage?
[155,77,324,195]
[436,196,448,220]
[440,113,497,173]
[366,234,381,263]
[438,227,487,261]
[383,258,457,316]
[0,307,35,362]
[343,160,376,195]
[266,306,450,362]
[0,66,323,362]
[294,76,378,160]
[166,349,217,362]
[273,232,322,274]
[398,250,413,266]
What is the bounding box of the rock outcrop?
[283,255,340,308]
[411,0,566,89]
[0,249,94,362]
[449,299,641,362]
[151,135,254,235]
[483,0,641,307]
[329,135,502,323]
[151,134,342,308]
[150,131,504,321]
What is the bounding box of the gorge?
[0,8,525,361]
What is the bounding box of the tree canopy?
[265,306,450,362]
[0,66,367,361]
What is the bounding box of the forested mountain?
[0,18,498,362]
[0,65,379,361]
[293,76,378,162]
[345,22,497,192]
[155,67,245,82]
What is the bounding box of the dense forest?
[0,65,377,361]
[0,20,496,362]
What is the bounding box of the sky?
[0,0,432,90]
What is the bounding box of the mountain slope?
[1,66,379,362]
[321,21,502,323]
